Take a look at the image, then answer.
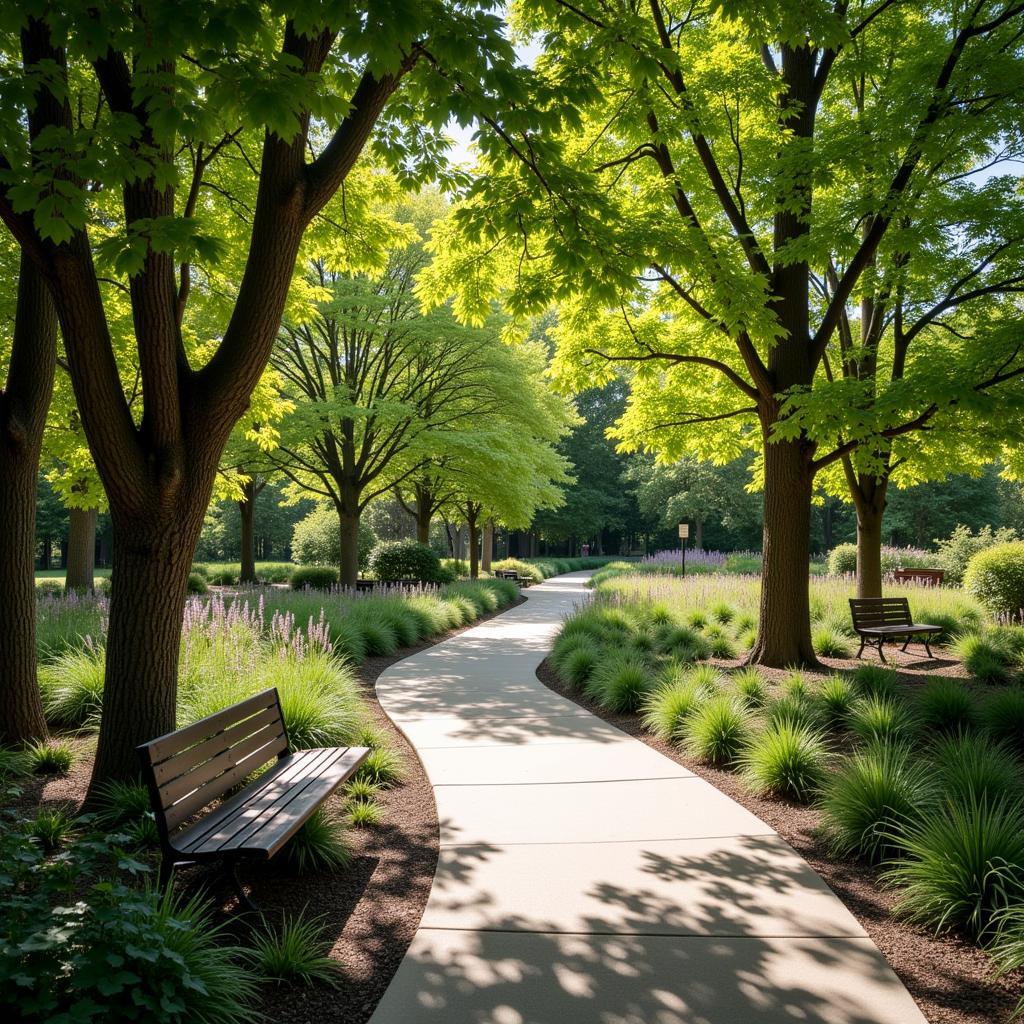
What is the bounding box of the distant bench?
[892,568,944,587]
[495,569,532,587]
[138,688,368,910]
[849,597,942,662]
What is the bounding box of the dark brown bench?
[849,597,942,662]
[495,569,531,586]
[137,688,368,910]
[892,567,944,587]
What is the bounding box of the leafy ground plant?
[24,740,74,775]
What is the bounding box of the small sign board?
[678,523,689,539]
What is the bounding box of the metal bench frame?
[848,597,942,663]
[137,688,368,910]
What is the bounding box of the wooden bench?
[495,569,531,587]
[849,597,942,662]
[137,688,368,910]
[892,567,944,587]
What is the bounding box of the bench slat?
[142,689,280,765]
[175,746,366,856]
[153,705,284,786]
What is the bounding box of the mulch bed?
[536,654,1024,1024]
[11,595,523,1024]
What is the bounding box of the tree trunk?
[853,476,888,599]
[468,514,480,579]
[65,507,97,593]
[238,477,257,584]
[40,535,51,571]
[415,483,432,545]
[89,509,201,786]
[0,252,58,745]
[481,519,493,573]
[694,518,704,552]
[749,438,818,667]
[337,500,361,587]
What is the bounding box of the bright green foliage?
[884,795,1024,940]
[290,566,339,591]
[740,720,829,803]
[293,505,376,571]
[850,664,900,701]
[992,908,1024,1019]
[917,679,977,735]
[586,652,652,712]
[929,734,1020,804]
[24,807,77,852]
[820,742,932,864]
[964,542,1024,620]
[766,695,820,733]
[952,631,1016,685]
[849,696,914,747]
[826,545,933,577]
[370,542,449,584]
[683,695,751,767]
[731,668,767,708]
[936,525,1019,586]
[38,646,105,727]
[817,676,855,729]
[641,677,705,742]
[24,740,74,775]
[354,747,405,788]
[812,623,853,658]
[247,913,342,987]
[346,797,383,828]
[281,808,353,875]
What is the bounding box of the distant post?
[678,522,689,577]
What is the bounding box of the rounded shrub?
[917,678,977,734]
[292,504,376,571]
[820,741,932,863]
[982,688,1024,752]
[187,571,209,594]
[827,543,858,576]
[929,733,1020,803]
[345,608,398,657]
[290,566,338,591]
[586,652,651,713]
[883,794,1024,940]
[964,542,1024,621]
[208,567,238,586]
[683,695,751,767]
[370,540,448,584]
[740,719,828,802]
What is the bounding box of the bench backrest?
[137,688,288,838]
[892,568,944,586]
[849,597,914,628]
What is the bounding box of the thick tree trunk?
[0,253,57,745]
[65,507,97,593]
[238,478,257,584]
[89,509,202,786]
[467,507,481,579]
[855,481,887,599]
[481,519,493,574]
[749,439,818,667]
[337,499,361,587]
[415,483,432,545]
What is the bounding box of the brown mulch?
[11,595,523,1024]
[536,655,1024,1024]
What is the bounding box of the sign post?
[678,523,689,578]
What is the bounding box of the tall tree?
[0,2,518,786]
[423,0,1024,664]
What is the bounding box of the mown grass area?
[550,572,1024,1010]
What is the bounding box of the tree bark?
[238,477,257,583]
[749,437,818,667]
[466,504,481,579]
[481,519,493,573]
[856,501,885,598]
[0,252,58,745]
[336,497,361,587]
[415,481,432,544]
[65,507,97,593]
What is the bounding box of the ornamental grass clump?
[641,677,705,742]
[766,694,820,732]
[917,677,978,735]
[849,694,914,746]
[248,912,342,986]
[731,667,767,708]
[281,807,353,874]
[929,733,1020,804]
[812,622,853,658]
[883,794,1024,940]
[586,652,652,713]
[24,740,74,775]
[952,631,1016,685]
[562,643,601,691]
[850,663,899,700]
[820,742,932,864]
[816,676,855,730]
[38,643,105,728]
[982,688,1024,752]
[740,719,828,802]
[24,807,78,852]
[683,695,751,767]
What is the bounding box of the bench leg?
[856,637,866,660]
[901,637,911,652]
[226,861,259,913]
[876,637,887,664]
[924,638,934,658]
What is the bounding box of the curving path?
[369,572,926,1024]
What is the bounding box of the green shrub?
[551,631,595,674]
[731,667,767,708]
[817,676,855,729]
[354,746,405,787]
[935,524,1018,586]
[370,540,449,584]
[327,617,368,663]
[981,688,1024,751]
[247,912,342,986]
[883,794,1024,940]
[289,565,339,591]
[281,807,353,874]
[952,631,1016,685]
[740,720,828,802]
[586,652,652,713]
[24,740,74,775]
[782,671,812,700]
[656,623,710,660]
[187,571,209,594]
[850,663,899,700]
[706,631,737,658]
[849,695,913,746]
[292,503,375,571]
[820,742,932,863]
[207,567,238,586]
[35,578,66,595]
[964,541,1024,620]
[812,622,853,658]
[684,695,751,767]
[256,562,295,584]
[641,677,704,742]
[929,733,1020,803]
[24,807,77,851]
[38,646,105,728]
[688,663,726,695]
[827,543,858,576]
[491,557,544,583]
[479,577,518,607]
[917,678,977,734]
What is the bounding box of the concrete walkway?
[370,573,926,1024]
